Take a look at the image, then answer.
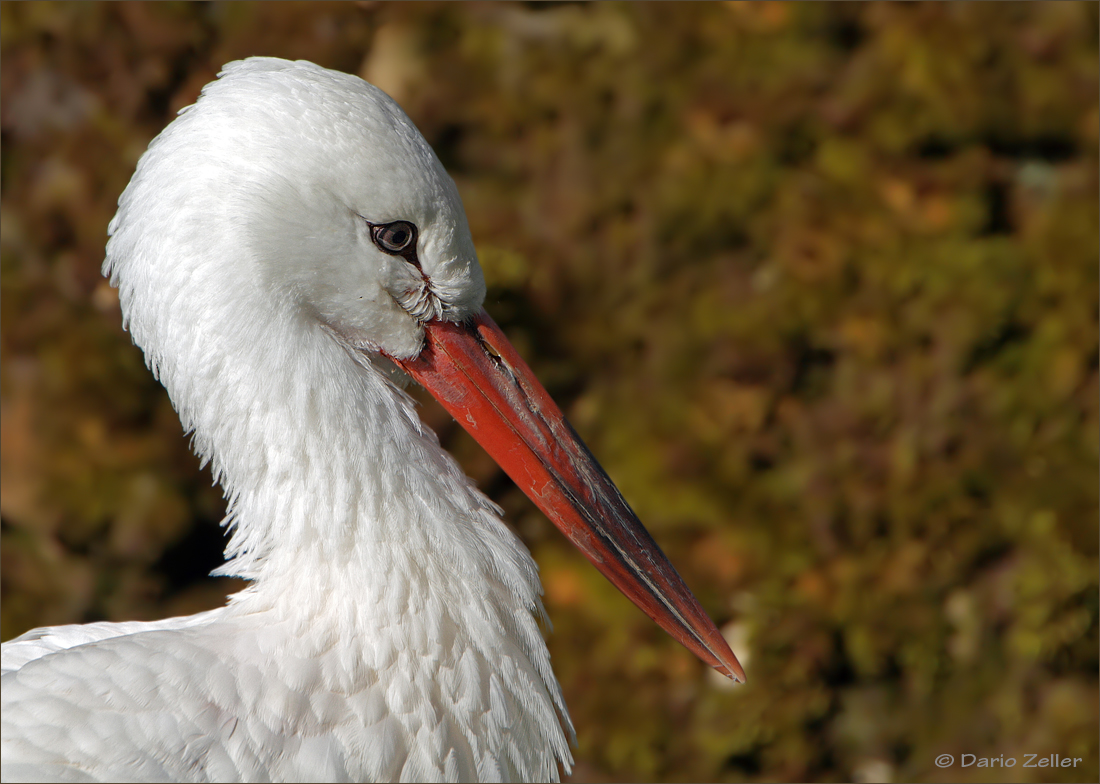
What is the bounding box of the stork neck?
[160,309,545,649]
[185,315,484,583]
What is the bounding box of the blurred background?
[1,2,1097,782]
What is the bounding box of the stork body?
[1,59,741,783]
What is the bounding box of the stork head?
[232,60,486,360]
[105,57,744,684]
[111,57,485,362]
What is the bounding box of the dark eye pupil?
[376,222,414,253]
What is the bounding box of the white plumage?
[2,57,742,783]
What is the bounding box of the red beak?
[387,309,745,682]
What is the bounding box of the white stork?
[1,58,744,783]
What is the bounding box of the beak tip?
[724,659,747,684]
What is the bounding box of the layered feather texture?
[2,58,572,782]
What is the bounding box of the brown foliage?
[2,3,1097,781]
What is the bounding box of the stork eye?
[371,221,417,255]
